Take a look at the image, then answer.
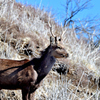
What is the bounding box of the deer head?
[50,36,69,58]
[48,21,69,58]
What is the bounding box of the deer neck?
[33,51,56,83]
[38,55,56,74]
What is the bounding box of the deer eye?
[58,38,61,41]
[36,46,40,49]
[57,37,61,41]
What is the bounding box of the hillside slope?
[0,0,100,100]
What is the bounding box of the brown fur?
[0,37,69,100]
[0,59,38,99]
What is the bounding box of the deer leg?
[29,83,41,100]
[22,90,29,100]
[22,88,30,100]
[30,93,35,100]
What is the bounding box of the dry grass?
[0,0,100,100]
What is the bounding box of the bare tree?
[64,0,100,50]
[75,17,100,49]
[64,0,91,27]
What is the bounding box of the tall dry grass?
[0,0,100,100]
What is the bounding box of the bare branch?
[64,0,91,27]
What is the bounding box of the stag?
[0,37,69,100]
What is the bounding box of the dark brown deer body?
[0,37,69,100]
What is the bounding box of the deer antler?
[55,37,57,45]
[48,21,58,45]
[48,21,55,37]
[50,36,55,44]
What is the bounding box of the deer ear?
[50,36,55,45]
[55,37,57,45]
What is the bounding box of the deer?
[0,36,69,100]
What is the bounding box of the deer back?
[0,59,38,89]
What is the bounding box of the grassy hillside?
[0,0,100,100]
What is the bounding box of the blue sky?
[15,0,100,24]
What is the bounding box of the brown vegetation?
[0,0,100,100]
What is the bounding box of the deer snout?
[64,53,69,58]
[61,48,69,58]
[52,48,69,58]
